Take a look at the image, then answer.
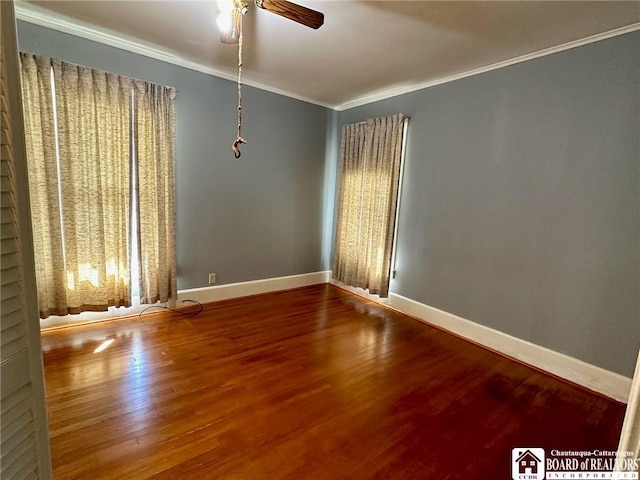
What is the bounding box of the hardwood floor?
[41,284,626,479]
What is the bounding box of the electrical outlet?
[208,273,216,285]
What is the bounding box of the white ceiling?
[15,1,640,109]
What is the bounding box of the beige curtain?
[20,53,67,318]
[134,80,177,305]
[21,54,132,317]
[53,60,132,313]
[332,113,407,298]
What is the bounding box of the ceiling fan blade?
[256,0,324,29]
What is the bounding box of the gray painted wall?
[17,21,639,377]
[338,32,640,377]
[18,21,328,290]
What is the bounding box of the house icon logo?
[511,448,545,480]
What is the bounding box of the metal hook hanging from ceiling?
[228,1,248,158]
[219,0,323,158]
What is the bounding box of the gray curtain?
[134,80,177,305]
[332,113,407,298]
[21,53,132,317]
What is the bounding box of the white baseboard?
[328,278,631,402]
[328,278,390,304]
[40,298,148,331]
[41,270,631,403]
[177,271,331,305]
[41,271,330,331]
[386,292,632,403]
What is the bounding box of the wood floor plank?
[41,284,626,479]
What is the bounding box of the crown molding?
[15,2,639,112]
[14,1,334,109]
[334,22,640,111]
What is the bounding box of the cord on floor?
[138,299,204,318]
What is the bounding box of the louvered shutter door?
[1,2,52,478]
[1,95,38,479]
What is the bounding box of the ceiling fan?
[217,0,324,158]
[218,0,324,44]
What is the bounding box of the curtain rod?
[349,114,409,126]
[19,50,178,94]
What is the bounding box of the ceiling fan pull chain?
[232,3,247,159]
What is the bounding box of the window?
[20,53,177,319]
[332,114,408,298]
